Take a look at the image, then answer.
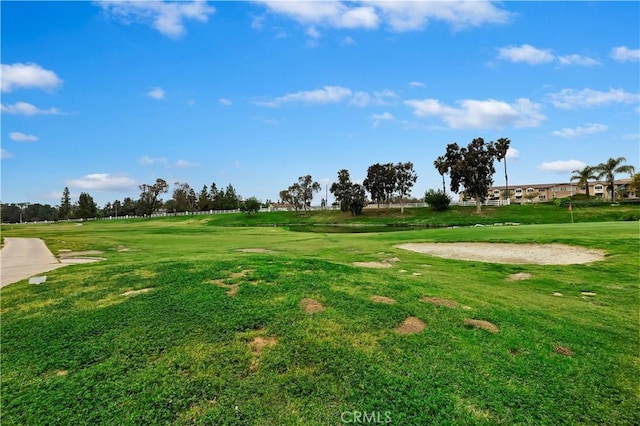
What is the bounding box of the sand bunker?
[370,295,397,304]
[396,316,426,334]
[396,243,605,265]
[421,297,458,309]
[301,298,326,314]
[464,319,499,334]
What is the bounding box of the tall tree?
[198,185,210,211]
[221,184,240,210]
[570,166,598,198]
[297,175,321,211]
[494,138,511,201]
[330,169,353,212]
[59,186,72,220]
[76,192,97,219]
[443,137,501,213]
[172,182,197,212]
[348,184,366,216]
[594,157,635,202]
[394,161,417,214]
[382,163,397,207]
[363,163,387,208]
[433,156,448,194]
[121,197,137,216]
[280,186,302,212]
[138,178,169,217]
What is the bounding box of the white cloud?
[497,44,554,65]
[552,123,608,138]
[67,173,137,191]
[547,88,640,109]
[611,46,640,62]
[408,81,425,88]
[255,86,399,108]
[1,62,63,93]
[254,86,353,107]
[257,1,509,32]
[506,147,519,160]
[97,0,215,38]
[1,101,62,115]
[538,160,587,173]
[1,148,14,160]
[138,155,168,166]
[371,111,394,128]
[251,15,265,30]
[9,132,38,142]
[306,26,321,38]
[497,44,599,67]
[219,98,232,106]
[622,133,640,140]
[258,1,378,29]
[340,36,356,46]
[405,97,546,129]
[147,87,165,100]
[557,54,600,67]
[175,159,200,168]
[372,1,512,32]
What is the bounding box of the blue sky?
[2,1,639,207]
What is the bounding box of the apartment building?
[485,178,636,203]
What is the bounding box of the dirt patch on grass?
[396,243,605,265]
[211,280,239,296]
[230,269,254,279]
[248,336,278,371]
[421,297,458,309]
[464,319,499,334]
[353,262,392,269]
[553,345,574,357]
[55,370,68,376]
[238,248,273,253]
[300,298,326,314]
[507,273,532,281]
[396,316,426,334]
[370,295,397,304]
[121,288,152,297]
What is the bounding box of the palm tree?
[433,156,448,194]
[594,157,635,202]
[570,166,597,198]
[494,138,511,201]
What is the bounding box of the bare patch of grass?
[553,345,574,357]
[421,297,458,309]
[300,298,326,314]
[121,288,152,297]
[353,262,392,269]
[396,316,426,334]
[248,336,278,371]
[507,272,532,281]
[370,295,397,304]
[464,319,499,334]
[238,248,273,253]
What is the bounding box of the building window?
[594,185,604,192]
[526,187,535,194]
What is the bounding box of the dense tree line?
[5,138,636,223]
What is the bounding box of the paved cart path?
[1,238,101,288]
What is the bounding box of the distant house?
[481,178,636,204]
[268,202,295,211]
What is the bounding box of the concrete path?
[0,238,101,288]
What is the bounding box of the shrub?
[424,189,451,211]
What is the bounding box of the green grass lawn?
[1,207,639,425]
